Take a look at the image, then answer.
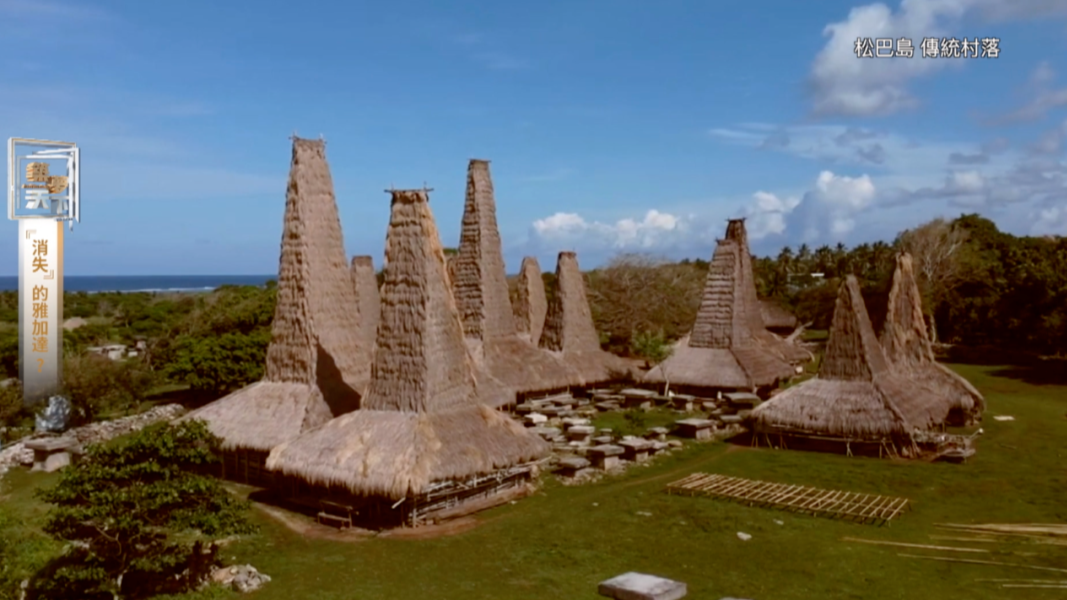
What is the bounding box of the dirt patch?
[376,516,484,540]
[253,503,375,542]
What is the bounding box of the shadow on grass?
[942,345,1067,386]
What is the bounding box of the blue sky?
[1,0,1065,275]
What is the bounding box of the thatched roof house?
[183,138,370,462]
[724,219,811,363]
[266,189,549,508]
[513,256,547,344]
[449,159,574,400]
[643,239,794,393]
[540,251,634,385]
[750,276,950,450]
[880,253,984,424]
[760,300,798,333]
[350,255,381,352]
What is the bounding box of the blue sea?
[0,275,276,293]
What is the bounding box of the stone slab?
[675,418,716,429]
[592,435,614,445]
[720,415,743,425]
[530,427,562,439]
[24,437,78,452]
[558,456,591,470]
[587,444,625,458]
[598,572,687,600]
[619,438,653,451]
[619,388,657,398]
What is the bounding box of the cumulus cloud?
[810,0,1067,117]
[530,209,690,252]
[745,191,801,240]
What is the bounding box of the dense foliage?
[29,420,256,600]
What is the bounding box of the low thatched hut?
[450,160,575,403]
[880,253,984,425]
[266,189,549,527]
[750,276,950,457]
[513,256,547,345]
[539,251,634,386]
[725,219,811,363]
[643,239,794,396]
[183,137,371,485]
[760,300,798,334]
[350,255,381,352]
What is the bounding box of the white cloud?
[531,209,688,251]
[947,170,985,193]
[745,191,800,240]
[810,0,1067,117]
[998,63,1067,123]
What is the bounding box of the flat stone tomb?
[524,413,548,426]
[720,415,743,425]
[670,396,694,411]
[646,427,669,441]
[619,439,654,463]
[675,418,717,440]
[622,396,653,410]
[530,426,562,440]
[587,444,625,470]
[25,437,79,473]
[598,572,688,600]
[566,425,596,442]
[723,392,761,408]
[592,435,614,445]
[557,456,592,479]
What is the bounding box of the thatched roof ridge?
[880,252,985,418]
[184,137,368,450]
[361,189,481,413]
[724,218,810,363]
[452,159,514,342]
[267,188,549,495]
[644,239,793,390]
[751,276,949,439]
[514,256,547,344]
[539,251,634,385]
[266,404,548,499]
[351,255,381,353]
[449,160,575,397]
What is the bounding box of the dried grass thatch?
[450,160,574,397]
[760,299,798,332]
[513,256,547,344]
[540,251,634,385]
[751,276,951,440]
[184,138,371,451]
[266,189,549,497]
[351,255,381,352]
[880,252,984,421]
[643,239,794,391]
[724,219,811,363]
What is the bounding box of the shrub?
[62,355,157,424]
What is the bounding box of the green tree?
[630,330,673,369]
[62,354,157,423]
[31,420,256,600]
[164,330,271,399]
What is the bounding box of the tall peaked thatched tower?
[724,218,811,364]
[350,255,381,356]
[643,239,793,393]
[540,251,633,385]
[449,160,575,400]
[183,137,371,483]
[513,256,547,344]
[880,253,984,423]
[751,276,951,454]
[266,190,549,522]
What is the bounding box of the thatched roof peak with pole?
[880,252,985,421]
[643,239,794,391]
[183,136,370,451]
[724,218,812,364]
[539,251,634,385]
[449,160,576,399]
[514,256,547,345]
[266,188,549,499]
[751,275,951,442]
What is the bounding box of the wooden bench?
[316,511,352,529]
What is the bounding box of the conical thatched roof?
[183,137,369,451]
[450,160,574,397]
[350,255,381,353]
[880,252,984,420]
[643,239,794,390]
[540,251,633,385]
[513,256,547,344]
[724,219,811,363]
[751,276,949,440]
[266,189,549,498]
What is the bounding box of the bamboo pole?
[842,537,988,553]
[897,554,1067,574]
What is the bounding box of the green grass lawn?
[4,362,1067,600]
[591,407,683,436]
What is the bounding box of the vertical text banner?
[8,138,79,405]
[19,220,63,402]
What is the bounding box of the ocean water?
[0,275,276,293]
